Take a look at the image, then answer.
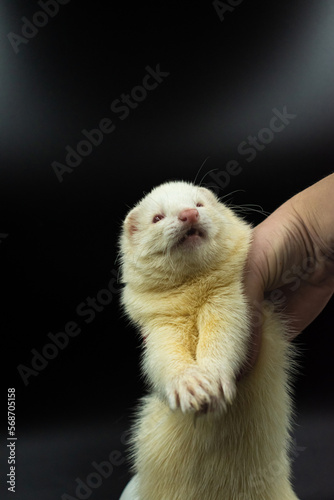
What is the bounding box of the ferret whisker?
[193,156,211,186]
[198,168,220,187]
[228,203,270,218]
[217,189,246,202]
[165,247,176,275]
[114,266,123,285]
[114,252,121,266]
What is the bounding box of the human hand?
[241,174,334,374]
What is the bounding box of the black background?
[1,1,334,499]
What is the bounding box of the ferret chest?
[152,280,226,354]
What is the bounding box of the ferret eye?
[196,203,204,207]
[152,214,165,223]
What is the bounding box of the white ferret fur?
[119,181,299,500]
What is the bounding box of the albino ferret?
[119,181,298,500]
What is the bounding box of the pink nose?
[178,208,199,224]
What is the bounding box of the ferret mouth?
[177,227,206,245]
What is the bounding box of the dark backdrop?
[1,2,333,499]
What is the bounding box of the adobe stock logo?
[204,106,296,194]
[51,64,170,183]
[0,233,9,245]
[7,0,71,54]
[61,430,130,500]
[17,269,122,386]
[213,0,244,22]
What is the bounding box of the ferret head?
[120,181,248,287]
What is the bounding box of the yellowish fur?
[119,181,299,500]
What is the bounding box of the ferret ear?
[124,208,139,236]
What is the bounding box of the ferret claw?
[166,367,224,414]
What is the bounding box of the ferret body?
[119,181,298,500]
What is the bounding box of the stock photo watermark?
[204,105,297,194]
[61,429,129,500]
[234,437,306,500]
[7,0,71,54]
[7,388,17,493]
[51,64,170,183]
[17,269,122,386]
[0,233,9,246]
[213,0,244,22]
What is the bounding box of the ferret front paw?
[198,360,237,407]
[166,367,221,414]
